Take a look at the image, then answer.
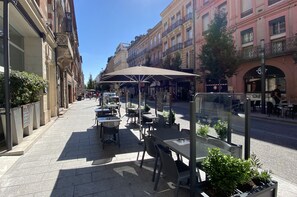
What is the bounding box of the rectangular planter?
[33,101,40,129]
[196,180,278,197]
[1,107,24,145]
[23,103,34,136]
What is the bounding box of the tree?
[86,74,95,89]
[144,54,152,66]
[199,11,240,83]
[162,54,172,69]
[171,52,182,71]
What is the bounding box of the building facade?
[0,0,83,146]
[146,22,163,68]
[195,0,297,101]
[113,43,129,71]
[161,0,196,100]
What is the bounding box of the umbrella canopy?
[101,65,199,82]
[100,65,199,135]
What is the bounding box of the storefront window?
[0,16,24,71]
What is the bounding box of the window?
[176,12,181,21]
[0,18,24,70]
[158,33,161,43]
[241,0,253,18]
[177,34,182,44]
[241,28,253,44]
[186,3,192,15]
[164,42,168,51]
[203,0,209,5]
[164,22,168,30]
[271,39,286,54]
[242,46,254,59]
[171,15,175,24]
[268,0,281,6]
[171,37,176,46]
[202,13,209,33]
[186,27,193,40]
[218,2,227,14]
[269,16,285,36]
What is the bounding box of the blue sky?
[74,0,172,84]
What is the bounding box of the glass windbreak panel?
[194,93,246,146]
[0,38,3,71]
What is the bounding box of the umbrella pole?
[138,81,142,141]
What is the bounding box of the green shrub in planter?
[213,120,228,140]
[197,123,209,137]
[0,70,47,107]
[202,148,252,197]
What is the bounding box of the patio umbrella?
[101,65,199,131]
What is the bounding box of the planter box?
[23,103,34,135]
[33,101,40,129]
[0,107,23,145]
[196,180,278,197]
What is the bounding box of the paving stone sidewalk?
[0,99,297,196]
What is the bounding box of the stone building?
[195,0,297,101]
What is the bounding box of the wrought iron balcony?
[56,33,74,69]
[241,8,253,18]
[162,19,183,37]
[239,35,297,61]
[184,39,193,48]
[184,13,193,23]
[163,43,183,57]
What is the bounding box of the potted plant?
[213,120,228,140]
[200,148,278,197]
[0,70,46,145]
[162,110,175,125]
[197,124,210,137]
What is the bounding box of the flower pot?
[1,107,24,145]
[33,101,40,129]
[23,103,34,136]
[196,180,278,197]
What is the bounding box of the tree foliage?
[199,11,240,81]
[162,54,172,69]
[162,52,182,71]
[86,74,95,89]
[171,52,182,71]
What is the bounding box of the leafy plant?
[250,153,272,184]
[202,148,252,196]
[0,70,47,108]
[162,110,175,124]
[213,120,228,140]
[197,123,209,137]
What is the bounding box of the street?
[168,101,297,185]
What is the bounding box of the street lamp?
[260,39,266,114]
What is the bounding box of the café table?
[97,116,121,138]
[148,127,188,141]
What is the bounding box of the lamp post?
[3,0,12,150]
[260,39,266,114]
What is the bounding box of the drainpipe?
[3,0,12,150]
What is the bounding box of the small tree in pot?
[214,120,228,140]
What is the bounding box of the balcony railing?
[163,43,183,56]
[162,19,183,37]
[184,13,192,23]
[239,35,297,61]
[184,39,193,48]
[241,8,253,18]
[268,0,281,6]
